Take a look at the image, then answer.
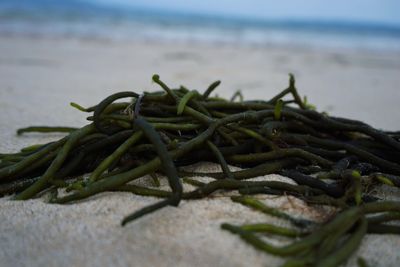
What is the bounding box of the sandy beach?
[1,35,400,267]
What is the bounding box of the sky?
[89,0,400,26]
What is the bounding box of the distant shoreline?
[1,2,400,53]
[1,30,400,57]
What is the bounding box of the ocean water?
[1,0,400,51]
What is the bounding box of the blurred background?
[0,0,400,141]
[1,0,400,50]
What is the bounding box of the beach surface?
[0,35,400,267]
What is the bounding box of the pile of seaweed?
[1,74,400,266]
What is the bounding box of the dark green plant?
[1,74,399,267]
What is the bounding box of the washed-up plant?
[1,74,399,267]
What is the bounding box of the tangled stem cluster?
[1,74,400,266]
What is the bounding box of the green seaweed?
[1,74,399,267]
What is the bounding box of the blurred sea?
[1,0,400,51]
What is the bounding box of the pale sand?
[0,35,400,267]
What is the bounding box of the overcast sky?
[91,0,400,26]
